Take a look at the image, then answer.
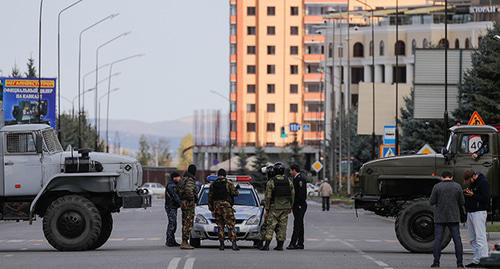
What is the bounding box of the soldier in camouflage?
[261,163,294,251]
[255,165,276,249]
[208,169,240,251]
[176,164,199,250]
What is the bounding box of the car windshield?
[198,187,257,207]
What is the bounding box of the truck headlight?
[246,215,260,225]
[194,214,208,225]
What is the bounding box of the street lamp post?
[94,31,131,150]
[82,64,112,115]
[395,0,400,154]
[99,88,120,152]
[38,0,44,123]
[210,90,232,172]
[104,54,144,152]
[77,13,119,148]
[57,0,83,138]
[444,0,449,145]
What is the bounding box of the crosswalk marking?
[166,257,181,269]
[183,258,195,269]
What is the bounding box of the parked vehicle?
[141,182,166,196]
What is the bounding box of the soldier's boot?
[180,240,194,250]
[231,240,240,251]
[274,240,284,251]
[219,240,225,251]
[260,241,271,251]
[255,240,263,249]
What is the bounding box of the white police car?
[190,175,264,247]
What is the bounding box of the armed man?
[255,164,276,249]
[176,164,198,250]
[261,162,294,251]
[208,169,240,251]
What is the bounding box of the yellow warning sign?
[468,111,485,126]
[311,161,323,173]
[417,144,436,155]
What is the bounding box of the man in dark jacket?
[464,169,490,267]
[165,172,182,247]
[429,171,465,268]
[287,164,307,250]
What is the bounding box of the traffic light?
[280,126,287,138]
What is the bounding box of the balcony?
[230,35,236,44]
[230,54,236,63]
[230,93,236,101]
[230,16,236,24]
[303,131,324,140]
[304,15,324,24]
[230,74,236,81]
[303,112,325,120]
[304,73,322,82]
[303,92,324,101]
[304,35,324,44]
[303,54,324,63]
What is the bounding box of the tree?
[137,135,152,166]
[25,57,37,78]
[152,138,172,167]
[59,112,104,151]
[454,22,500,124]
[400,91,445,153]
[236,149,248,175]
[251,147,268,191]
[177,134,193,170]
[10,64,21,78]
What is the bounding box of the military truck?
[0,124,151,251]
[355,125,499,253]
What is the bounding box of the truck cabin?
[0,124,63,155]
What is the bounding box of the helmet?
[274,162,285,175]
[262,165,276,179]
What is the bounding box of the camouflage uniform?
[176,174,198,242]
[264,175,295,241]
[208,177,239,241]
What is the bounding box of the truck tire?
[395,199,451,253]
[43,195,102,251]
[89,211,113,250]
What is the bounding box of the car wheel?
[190,237,201,248]
[43,195,102,251]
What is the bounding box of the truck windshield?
[42,129,63,153]
[446,133,456,153]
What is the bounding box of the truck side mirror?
[35,134,43,154]
[260,199,266,207]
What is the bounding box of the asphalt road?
[0,198,479,269]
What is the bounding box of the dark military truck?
[354,125,499,253]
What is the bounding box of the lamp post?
[37,0,44,123]
[99,88,120,151]
[444,0,449,145]
[57,0,83,138]
[210,90,232,172]
[94,31,131,150]
[77,13,119,148]
[104,54,144,152]
[395,0,400,155]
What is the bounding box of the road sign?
[468,111,485,126]
[383,125,396,145]
[380,144,397,158]
[289,122,301,132]
[303,124,311,132]
[311,161,323,173]
[417,144,436,155]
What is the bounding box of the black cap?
[187,164,197,175]
[217,169,227,177]
[170,171,180,178]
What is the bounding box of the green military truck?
[354,125,499,253]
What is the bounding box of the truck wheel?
[89,211,113,250]
[190,237,201,248]
[43,195,102,251]
[395,200,451,253]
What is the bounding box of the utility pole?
[346,0,352,195]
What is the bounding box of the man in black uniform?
[287,164,307,250]
[165,172,182,247]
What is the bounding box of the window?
[230,82,236,93]
[465,38,470,49]
[247,45,256,55]
[265,142,275,147]
[247,84,256,93]
[267,103,275,112]
[247,6,256,16]
[290,84,298,94]
[351,67,364,84]
[267,6,275,16]
[267,26,276,35]
[230,63,237,74]
[394,40,406,56]
[369,41,373,57]
[423,38,429,48]
[338,47,344,58]
[305,83,320,92]
[478,36,483,46]
[379,40,385,56]
[247,104,256,112]
[290,65,299,74]
[247,65,256,74]
[438,39,449,49]
[6,133,36,153]
[247,123,256,132]
[412,39,417,54]
[266,123,275,132]
[353,42,364,57]
[459,134,489,155]
[267,45,276,55]
[230,4,236,16]
[290,46,299,55]
[290,103,298,113]
[247,26,256,35]
[230,24,237,36]
[455,39,460,49]
[392,66,407,83]
[290,26,299,35]
[267,65,275,74]
[291,6,299,16]
[230,44,236,55]
[267,84,275,94]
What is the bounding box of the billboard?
[0,78,57,128]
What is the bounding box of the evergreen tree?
[59,112,104,151]
[400,91,446,153]
[454,22,500,124]
[11,64,21,78]
[236,149,248,175]
[251,147,268,191]
[137,135,152,166]
[25,57,37,78]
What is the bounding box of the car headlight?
[246,215,260,225]
[194,214,208,225]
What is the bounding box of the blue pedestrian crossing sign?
[380,145,397,158]
[289,122,301,132]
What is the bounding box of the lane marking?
[6,240,24,243]
[305,238,320,241]
[166,257,181,269]
[374,260,389,267]
[20,248,28,251]
[109,238,125,241]
[146,237,161,241]
[339,239,392,269]
[29,240,44,243]
[5,254,13,257]
[183,258,195,269]
[126,238,144,241]
[366,239,382,243]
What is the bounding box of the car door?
[453,133,495,186]
[3,132,43,196]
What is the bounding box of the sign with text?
[383,125,396,145]
[0,78,57,128]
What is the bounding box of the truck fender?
[378,175,441,198]
[29,172,120,223]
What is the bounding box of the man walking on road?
[261,163,294,251]
[463,169,490,268]
[287,164,307,250]
[176,165,198,250]
[429,171,464,268]
[208,169,240,251]
[318,180,333,211]
[165,172,182,247]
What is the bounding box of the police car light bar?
[206,175,252,183]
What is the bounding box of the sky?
[0,0,229,122]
